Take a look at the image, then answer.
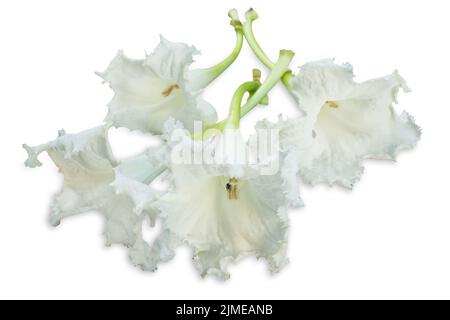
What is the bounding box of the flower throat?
[226,178,239,200]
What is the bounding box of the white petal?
[110,168,161,221]
[101,191,140,246]
[97,37,217,134]
[107,165,164,247]
[24,126,117,224]
[251,122,304,208]
[155,122,298,279]
[210,129,248,178]
[286,60,421,188]
[102,148,168,246]
[117,146,169,183]
[144,35,199,86]
[290,59,355,112]
[195,97,219,129]
[271,150,304,208]
[129,224,179,272]
[156,166,289,280]
[24,127,167,249]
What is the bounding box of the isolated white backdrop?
[1,0,449,299]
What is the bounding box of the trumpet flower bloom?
[23,126,165,247]
[153,121,302,279]
[97,37,218,134]
[258,60,420,188]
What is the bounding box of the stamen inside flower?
[226,178,239,200]
[325,100,338,108]
[161,84,180,97]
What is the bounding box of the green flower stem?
[241,49,294,116]
[247,68,269,106]
[147,11,296,182]
[197,49,294,140]
[187,10,244,91]
[243,9,274,70]
[158,50,294,178]
[192,80,260,140]
[225,81,260,129]
[154,81,260,179]
[243,8,294,90]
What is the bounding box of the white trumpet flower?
[153,120,302,280]
[97,23,245,135]
[258,60,420,188]
[97,37,216,134]
[23,126,165,248]
[23,8,422,279]
[241,9,420,188]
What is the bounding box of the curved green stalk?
[199,49,294,139]
[145,11,296,182]
[243,8,294,90]
[225,81,260,129]
[243,9,275,70]
[187,10,244,91]
[241,49,294,115]
[158,51,295,179]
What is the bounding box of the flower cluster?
[24,9,420,280]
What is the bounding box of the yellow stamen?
[226,178,239,200]
[161,84,180,97]
[326,100,338,108]
[252,68,261,82]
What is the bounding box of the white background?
[1,0,449,299]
